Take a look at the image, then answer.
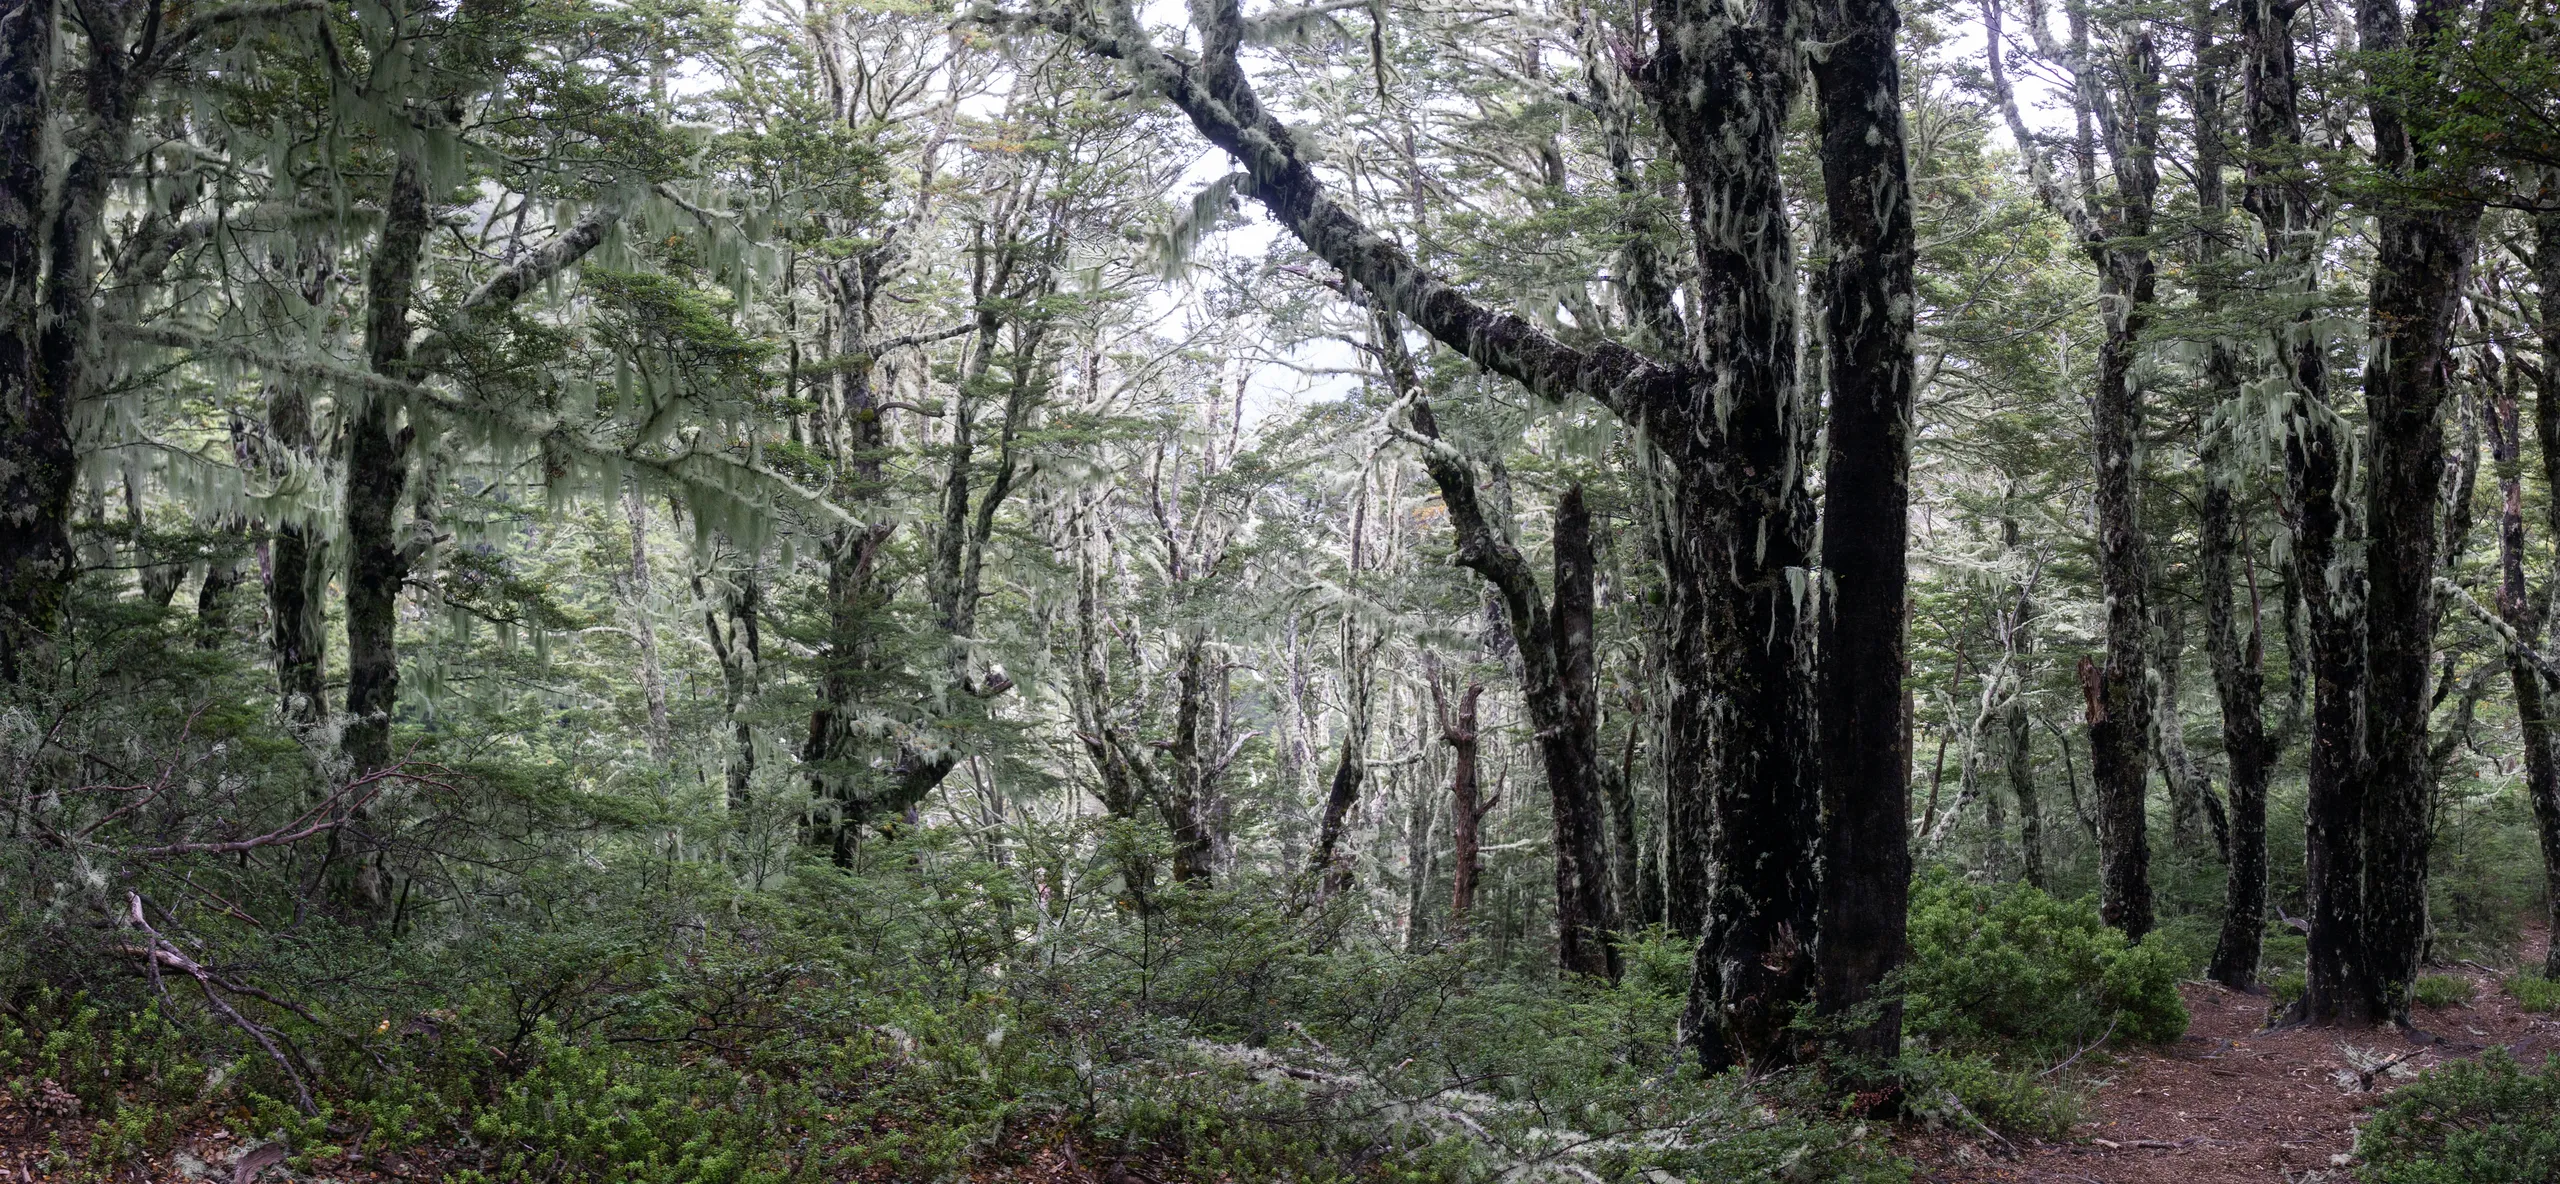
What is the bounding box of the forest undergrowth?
[4,620,2552,1184]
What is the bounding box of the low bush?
[2411,974,2475,1010]
[1900,869,2189,1058]
[2508,973,2560,1013]
[1898,1053,2081,1141]
[2356,1049,2560,1184]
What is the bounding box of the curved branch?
[976,0,1684,431]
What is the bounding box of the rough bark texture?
[343,156,431,777]
[0,0,90,676]
[1808,0,1917,1064]
[1310,731,1367,896]
[1437,679,1489,924]
[2353,0,2481,1021]
[2236,0,2365,1024]
[1646,0,1821,1072]
[2082,15,2162,943]
[1163,638,1217,884]
[625,485,672,764]
[1549,485,1622,980]
[2203,428,2276,988]
[2191,1,2275,989]
[2535,191,2560,980]
[2486,359,2558,983]
[266,383,328,725]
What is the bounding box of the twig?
[122,893,315,1113]
[2042,1013,2119,1077]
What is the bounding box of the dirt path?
[1910,942,2560,1184]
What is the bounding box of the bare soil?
[1907,932,2560,1184]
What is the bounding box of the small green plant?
[1899,1053,2081,1140]
[2270,969,2308,1006]
[2412,974,2475,1010]
[2508,973,2560,1013]
[1900,869,2189,1057]
[2357,1049,2560,1183]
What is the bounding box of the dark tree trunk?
[1163,637,1216,884]
[1310,731,1367,895]
[343,156,430,777]
[1549,485,1621,980]
[2533,190,2560,980]
[2488,354,2558,982]
[2085,25,2162,934]
[1602,720,1644,928]
[1807,0,1917,1065]
[2353,0,2481,1021]
[2237,0,2366,1024]
[266,384,328,725]
[2192,1,2277,989]
[0,0,98,678]
[1438,679,1489,924]
[2006,697,2045,889]
[694,551,761,815]
[2202,439,2277,989]
[196,551,241,650]
[1648,0,1821,1073]
[805,249,899,859]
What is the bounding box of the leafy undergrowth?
[2357,1048,2560,1184]
[3,836,1916,1184]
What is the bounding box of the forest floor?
[1906,931,2560,1184]
[7,941,2557,1183]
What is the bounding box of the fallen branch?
[122,893,315,1113]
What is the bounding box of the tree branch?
[976,0,1684,429]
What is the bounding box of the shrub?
[1899,1053,2081,1140]
[2270,970,2308,1007]
[2357,1049,2560,1184]
[1900,870,2189,1057]
[2412,974,2475,1010]
[2508,974,2560,1013]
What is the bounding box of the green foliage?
[1899,1053,2082,1141]
[2356,1050,2560,1184]
[2507,974,2560,1013]
[2412,974,2476,1010]
[1901,869,2189,1056]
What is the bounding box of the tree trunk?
[2203,421,2278,990]
[0,0,77,677]
[266,383,328,726]
[2353,0,2481,1021]
[2533,187,2560,980]
[1163,637,1216,884]
[1439,679,1488,925]
[2006,697,2045,889]
[1389,327,1614,977]
[624,483,672,765]
[2085,38,2161,936]
[694,550,761,815]
[1649,0,1822,1073]
[344,155,430,778]
[2488,351,2558,983]
[1602,721,1644,929]
[1549,485,1620,980]
[1807,0,1917,1065]
[1310,730,1367,896]
[2236,0,2365,1024]
[196,550,241,650]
